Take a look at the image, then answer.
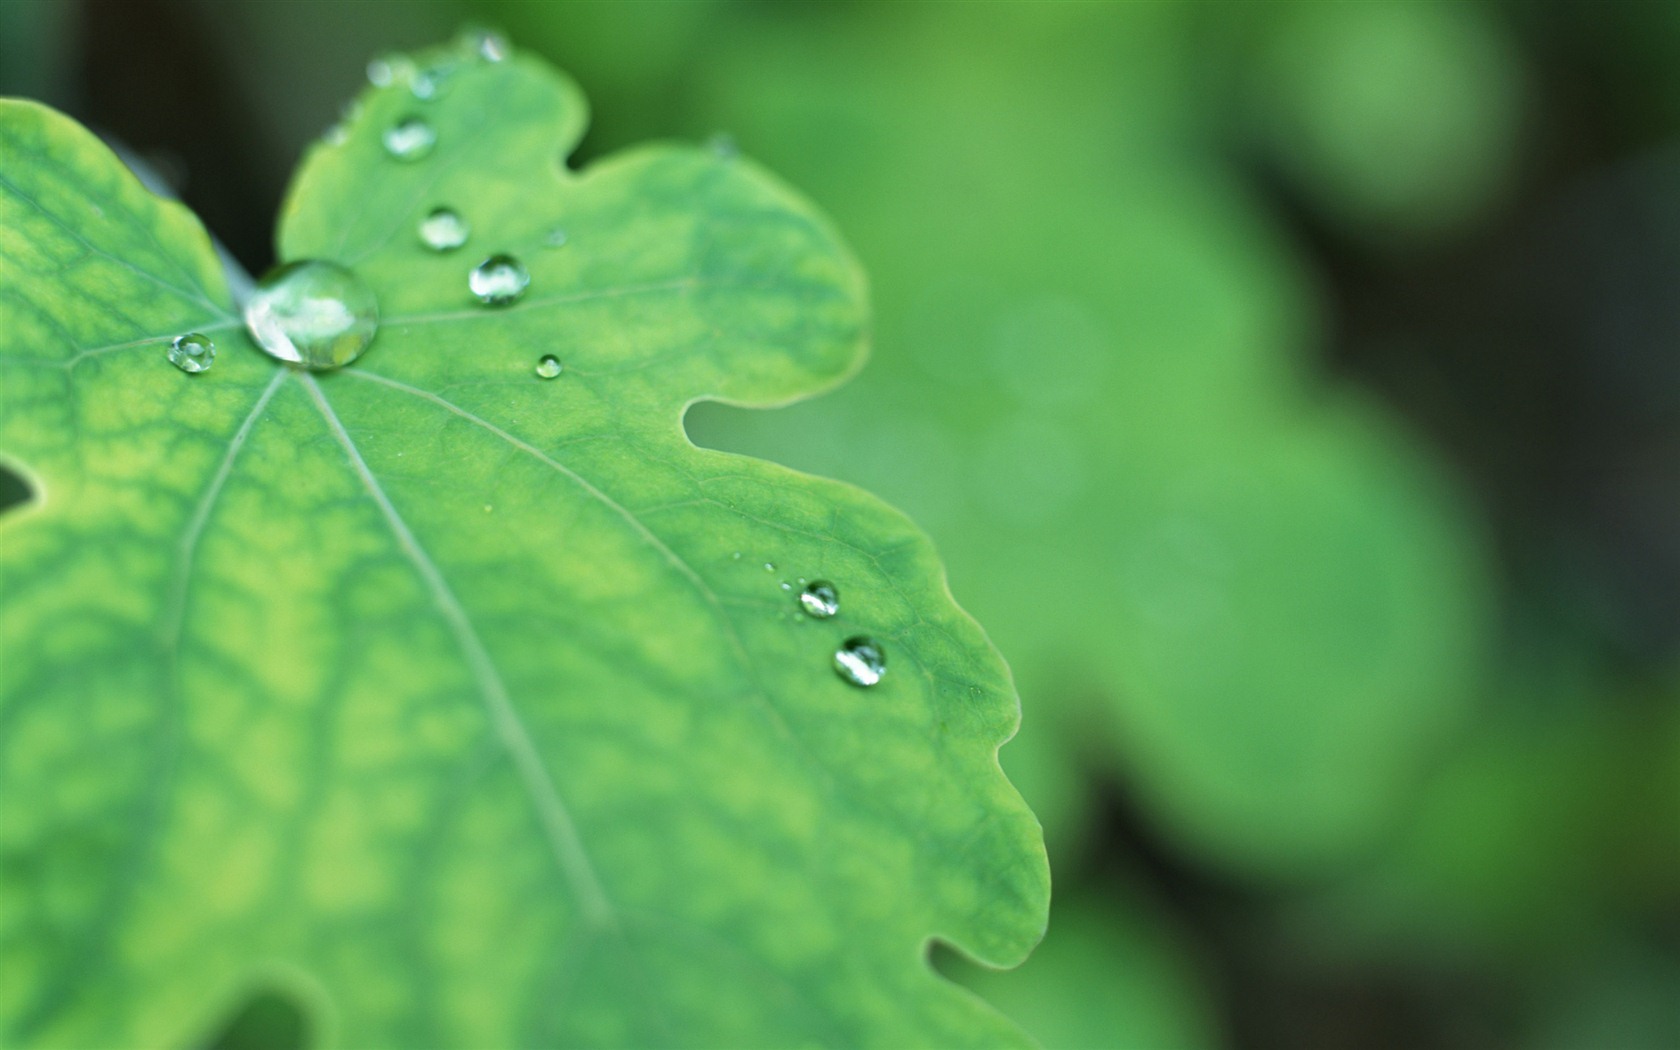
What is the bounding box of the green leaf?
[0,41,1047,1049]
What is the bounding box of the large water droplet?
[418,207,469,252]
[167,332,215,374]
[833,637,886,687]
[535,355,563,379]
[244,261,380,370]
[383,117,436,161]
[469,255,529,305]
[799,581,839,619]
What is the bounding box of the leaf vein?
[301,372,617,928]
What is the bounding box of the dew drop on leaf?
[707,132,739,159]
[166,332,215,374]
[535,355,563,379]
[833,636,885,687]
[382,117,436,160]
[411,65,456,101]
[543,227,569,248]
[799,581,840,619]
[245,260,380,370]
[469,254,530,305]
[418,207,470,251]
[463,28,510,62]
[366,53,413,87]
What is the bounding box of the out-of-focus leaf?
[681,3,1492,876]
[1235,0,1526,244]
[939,887,1220,1050]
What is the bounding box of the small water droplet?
[799,581,839,618]
[763,562,776,573]
[383,117,436,161]
[244,260,380,370]
[323,123,349,147]
[410,62,459,101]
[535,355,563,379]
[543,227,569,248]
[418,207,469,252]
[707,132,739,159]
[779,581,792,591]
[731,552,743,561]
[462,28,510,62]
[469,254,529,305]
[166,332,215,374]
[833,636,885,687]
[367,53,414,87]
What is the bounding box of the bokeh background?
[4,1,1677,1047]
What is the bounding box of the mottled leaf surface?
[0,42,1046,1049]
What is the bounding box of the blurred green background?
[4,1,1676,1047]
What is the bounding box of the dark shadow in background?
[72,0,285,274]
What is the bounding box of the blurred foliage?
[937,886,1220,1050]
[678,2,1492,879]
[6,0,1677,1047]
[1230,0,1526,246]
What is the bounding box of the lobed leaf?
[0,41,1047,1049]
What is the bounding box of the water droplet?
[244,260,380,370]
[543,227,569,248]
[323,123,349,147]
[382,117,436,161]
[410,62,459,101]
[535,355,563,379]
[833,637,885,687]
[469,254,529,305]
[418,207,469,252]
[763,562,776,573]
[166,332,215,374]
[779,581,792,591]
[462,28,510,62]
[731,552,743,561]
[367,53,414,87]
[799,581,839,619]
[707,132,739,159]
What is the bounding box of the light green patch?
[0,37,1046,1049]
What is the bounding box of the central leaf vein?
[301,372,616,927]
